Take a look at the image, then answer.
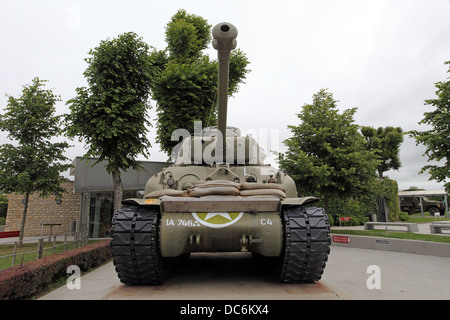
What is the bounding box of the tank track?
[110,205,167,285]
[275,205,331,283]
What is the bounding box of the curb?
[330,233,450,258]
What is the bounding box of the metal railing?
[0,227,89,268]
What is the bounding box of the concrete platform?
[39,252,347,300]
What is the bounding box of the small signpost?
[332,235,351,244]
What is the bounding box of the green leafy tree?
[66,32,153,211]
[409,61,450,193]
[150,9,250,156]
[361,126,403,178]
[0,77,70,244]
[278,89,379,211]
[0,193,7,219]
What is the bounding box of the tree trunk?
[18,192,29,247]
[112,170,123,213]
[378,167,384,179]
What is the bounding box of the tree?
[403,186,425,191]
[361,126,403,178]
[0,193,7,219]
[150,9,250,156]
[66,32,153,211]
[278,89,379,211]
[409,61,450,193]
[0,77,70,244]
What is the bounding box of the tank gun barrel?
[212,22,238,159]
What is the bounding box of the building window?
[81,190,144,238]
[88,193,114,238]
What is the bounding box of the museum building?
[4,157,166,238]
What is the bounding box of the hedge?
[322,196,375,226]
[0,239,111,300]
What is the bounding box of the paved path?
[322,246,450,299]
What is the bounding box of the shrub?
[322,196,374,226]
[327,214,334,227]
[0,240,111,300]
[399,212,409,221]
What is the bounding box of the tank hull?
[110,201,330,285]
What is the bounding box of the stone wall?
[5,181,81,237]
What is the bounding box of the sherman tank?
[110,22,331,285]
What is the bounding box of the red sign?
[332,235,351,244]
[0,231,20,239]
[339,217,351,222]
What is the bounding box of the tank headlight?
[268,174,276,183]
[167,178,175,188]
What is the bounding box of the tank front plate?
[160,196,281,213]
[160,211,282,257]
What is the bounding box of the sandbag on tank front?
[240,188,286,198]
[188,186,240,197]
[240,182,285,191]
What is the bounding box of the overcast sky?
[0,0,449,191]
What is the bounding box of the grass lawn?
[407,216,450,223]
[332,212,450,243]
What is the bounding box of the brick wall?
[5,181,81,237]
